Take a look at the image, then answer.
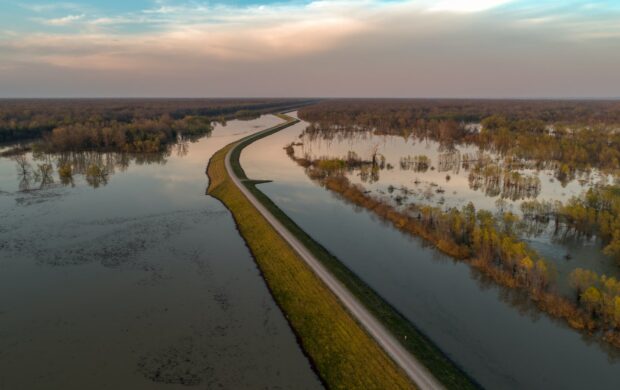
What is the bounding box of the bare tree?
[12,154,31,177]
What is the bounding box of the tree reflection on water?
[11,148,173,191]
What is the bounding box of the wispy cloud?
[19,2,84,13]
[3,0,378,69]
[39,14,85,26]
[423,0,514,13]
[1,0,619,97]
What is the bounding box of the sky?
[0,0,619,98]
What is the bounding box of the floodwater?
[290,122,620,287]
[293,129,614,212]
[0,115,322,389]
[241,112,620,390]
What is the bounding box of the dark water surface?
[0,115,322,389]
[241,112,620,390]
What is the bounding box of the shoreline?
[206,113,476,389]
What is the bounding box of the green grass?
[243,182,478,389]
[207,117,416,390]
[229,113,479,389]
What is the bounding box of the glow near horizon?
[0,0,619,98]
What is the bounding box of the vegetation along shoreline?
[206,113,477,389]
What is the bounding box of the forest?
[299,99,620,128]
[521,186,620,262]
[0,98,313,151]
[285,141,620,349]
[298,100,620,176]
[292,100,620,349]
[1,98,313,190]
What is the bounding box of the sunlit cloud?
[2,0,374,70]
[19,2,84,13]
[423,0,514,13]
[0,0,619,97]
[39,14,85,26]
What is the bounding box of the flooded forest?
[2,98,620,389]
[0,99,322,389]
[243,100,620,389]
[293,100,620,347]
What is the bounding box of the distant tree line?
[41,115,213,153]
[0,98,315,149]
[298,100,620,175]
[299,99,620,128]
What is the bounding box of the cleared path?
[225,118,445,390]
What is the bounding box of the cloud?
[423,0,514,13]
[40,14,85,26]
[5,1,618,67]
[1,0,619,97]
[3,1,374,70]
[3,13,363,70]
[20,2,84,13]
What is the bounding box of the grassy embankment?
[207,115,415,390]
[209,113,478,389]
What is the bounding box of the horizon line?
[1,96,620,101]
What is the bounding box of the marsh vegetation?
[232,109,620,389]
[291,100,620,349]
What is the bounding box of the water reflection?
[467,164,541,201]
[0,114,322,389]
[293,125,620,282]
[295,127,613,213]
[241,114,620,389]
[9,148,174,191]
[3,133,208,192]
[437,150,461,173]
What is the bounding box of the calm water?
[293,130,613,212]
[241,112,620,390]
[0,115,322,389]
[292,121,620,288]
